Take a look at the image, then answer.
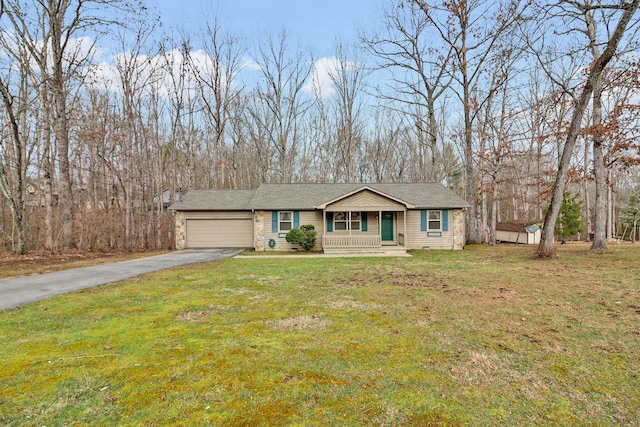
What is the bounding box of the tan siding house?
[170,183,470,252]
[262,211,324,251]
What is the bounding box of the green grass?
[1,244,639,426]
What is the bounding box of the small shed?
[496,222,541,244]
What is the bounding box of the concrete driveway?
[0,248,243,310]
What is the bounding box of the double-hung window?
[334,211,361,231]
[334,212,348,230]
[279,211,293,231]
[350,212,361,230]
[427,210,442,231]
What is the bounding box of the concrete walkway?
[234,252,412,259]
[0,249,243,310]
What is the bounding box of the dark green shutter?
[442,210,449,231]
[272,211,278,232]
[421,210,427,232]
[361,211,368,231]
[294,211,300,228]
[327,212,333,232]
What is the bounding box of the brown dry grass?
[0,249,168,280]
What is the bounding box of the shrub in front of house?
[285,225,317,251]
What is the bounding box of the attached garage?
[185,213,253,248]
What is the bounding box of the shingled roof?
[170,183,470,211]
[169,189,255,211]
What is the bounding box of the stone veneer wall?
[254,210,265,251]
[453,209,465,250]
[175,212,186,250]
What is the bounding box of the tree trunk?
[54,92,75,249]
[49,1,76,249]
[607,169,614,239]
[427,94,439,182]
[43,143,55,250]
[583,144,591,241]
[41,94,55,250]
[591,136,607,249]
[481,177,488,244]
[585,7,608,251]
[463,63,481,244]
[0,79,28,254]
[590,78,607,250]
[490,175,498,246]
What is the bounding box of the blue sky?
[154,0,381,55]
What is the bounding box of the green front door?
[381,212,394,242]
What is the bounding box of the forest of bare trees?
[1,0,639,254]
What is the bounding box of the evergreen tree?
[556,191,585,243]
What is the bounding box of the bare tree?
[362,0,454,183]
[586,5,610,250]
[2,0,142,249]
[477,64,512,245]
[536,0,640,257]
[189,17,245,188]
[366,110,407,182]
[247,30,314,184]
[575,1,640,250]
[410,0,530,244]
[0,61,29,254]
[305,84,336,182]
[327,41,368,183]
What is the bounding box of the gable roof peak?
[315,185,416,209]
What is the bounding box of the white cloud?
[85,45,256,103]
[304,56,362,99]
[0,32,103,78]
[240,57,261,72]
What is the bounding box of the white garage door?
[186,218,253,248]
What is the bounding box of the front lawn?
[1,244,639,426]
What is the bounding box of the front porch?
[321,210,407,253]
[322,234,381,249]
[314,186,413,254]
[321,232,407,249]
[322,243,408,255]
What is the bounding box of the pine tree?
[557,191,585,243]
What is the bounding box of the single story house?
[169,183,470,252]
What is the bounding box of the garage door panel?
[186,219,253,248]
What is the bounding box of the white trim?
[279,210,293,232]
[427,210,442,232]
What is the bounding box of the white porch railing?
[322,234,381,249]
